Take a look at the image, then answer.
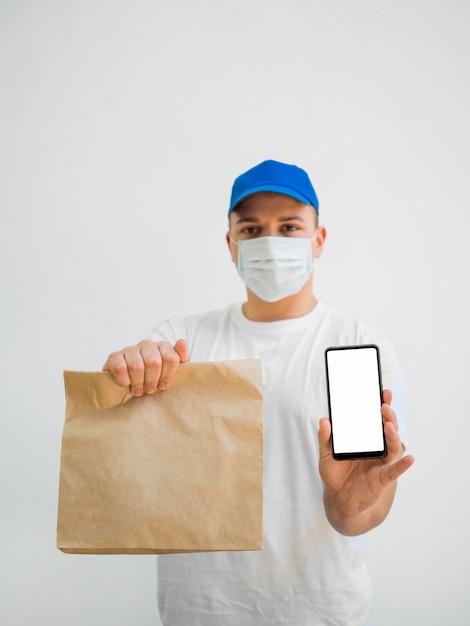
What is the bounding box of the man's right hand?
[102,338,190,397]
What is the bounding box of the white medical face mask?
[231,235,315,303]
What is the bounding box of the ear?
[313,225,327,259]
[226,231,238,264]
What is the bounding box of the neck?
[242,280,318,322]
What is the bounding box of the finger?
[383,421,403,460]
[174,338,190,363]
[102,351,132,388]
[381,453,415,486]
[318,417,333,459]
[382,388,392,405]
[381,401,398,431]
[156,342,183,390]
[122,345,147,396]
[381,389,398,431]
[139,340,163,394]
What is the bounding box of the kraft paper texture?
[57,360,263,554]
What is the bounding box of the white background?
[1,1,469,624]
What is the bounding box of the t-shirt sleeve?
[148,317,189,345]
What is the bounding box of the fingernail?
[133,388,143,397]
[158,382,167,391]
[145,387,155,395]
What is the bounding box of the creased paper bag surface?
[57,360,263,554]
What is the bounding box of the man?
[104,159,414,625]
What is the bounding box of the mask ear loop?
[229,236,241,267]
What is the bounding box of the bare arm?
[318,389,414,536]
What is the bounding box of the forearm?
[323,480,397,536]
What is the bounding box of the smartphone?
[324,344,386,460]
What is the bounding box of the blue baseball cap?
[228,159,319,214]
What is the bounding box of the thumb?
[174,338,190,363]
[318,417,333,459]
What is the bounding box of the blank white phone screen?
[327,347,384,454]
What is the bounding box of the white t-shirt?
[149,301,408,626]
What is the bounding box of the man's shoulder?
[150,303,240,338]
[319,302,368,329]
[173,303,239,326]
[317,302,389,345]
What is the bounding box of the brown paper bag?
[57,360,263,554]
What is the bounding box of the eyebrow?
[234,215,307,224]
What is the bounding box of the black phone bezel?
[324,344,387,461]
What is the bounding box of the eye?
[240,226,260,236]
[281,224,300,232]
